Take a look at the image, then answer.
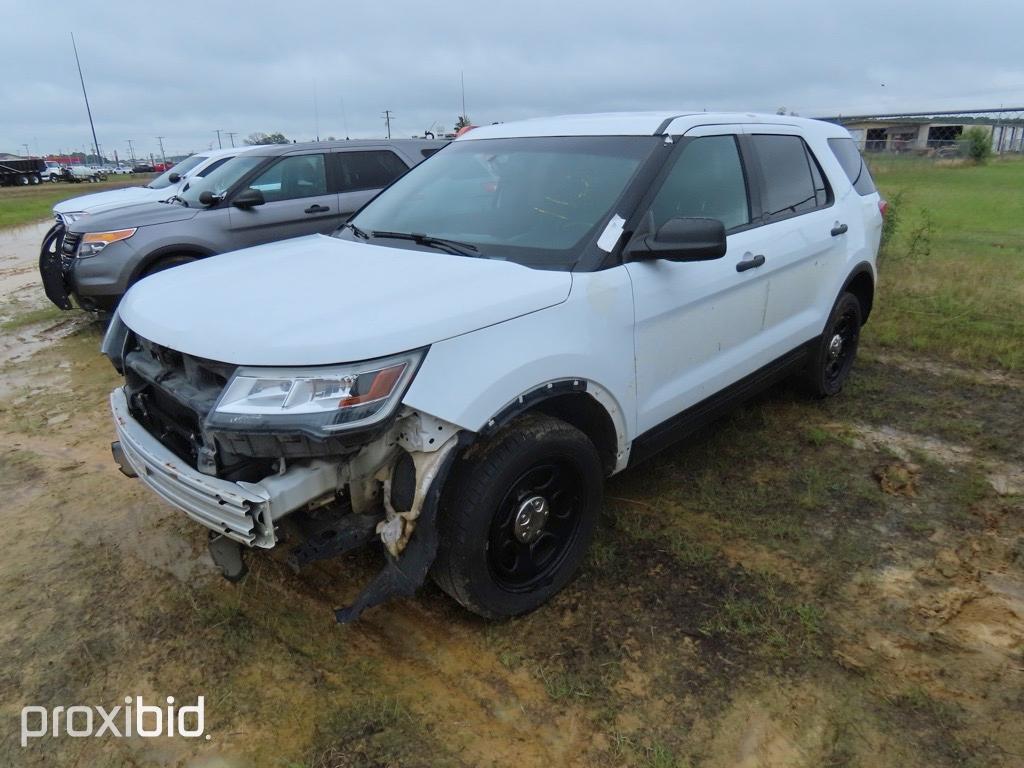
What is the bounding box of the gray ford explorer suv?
[50,139,446,311]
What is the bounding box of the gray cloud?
[1,0,1021,159]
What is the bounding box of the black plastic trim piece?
[480,379,588,438]
[334,431,474,623]
[628,338,818,467]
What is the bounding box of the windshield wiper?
[370,230,480,257]
[342,221,370,239]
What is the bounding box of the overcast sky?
[1,0,1021,160]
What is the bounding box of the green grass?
[0,174,155,229]
[869,155,1024,369]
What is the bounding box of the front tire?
[803,291,863,397]
[432,414,603,620]
[140,254,197,279]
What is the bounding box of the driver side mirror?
[626,217,727,262]
[168,172,181,184]
[231,187,265,209]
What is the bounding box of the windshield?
[146,154,207,189]
[345,136,658,268]
[177,155,265,206]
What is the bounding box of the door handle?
[305,204,330,214]
[831,222,848,237]
[736,253,766,273]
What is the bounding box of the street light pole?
[382,110,393,139]
[126,139,136,163]
[71,33,102,166]
[214,129,223,149]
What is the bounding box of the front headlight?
[78,228,136,258]
[210,350,425,434]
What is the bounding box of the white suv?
[103,112,882,622]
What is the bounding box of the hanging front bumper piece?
[108,385,466,622]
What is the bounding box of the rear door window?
[751,134,831,220]
[336,151,410,192]
[827,137,877,195]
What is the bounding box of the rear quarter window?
[828,138,877,196]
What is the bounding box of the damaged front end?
[103,316,466,622]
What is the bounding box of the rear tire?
[432,414,603,620]
[802,291,863,398]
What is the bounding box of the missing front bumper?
[110,387,339,547]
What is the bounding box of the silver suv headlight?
[210,349,425,434]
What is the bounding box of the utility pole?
[382,109,393,139]
[214,129,223,149]
[22,143,31,158]
[226,131,237,148]
[126,139,136,163]
[71,32,101,165]
[156,136,166,166]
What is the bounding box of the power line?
[382,109,393,139]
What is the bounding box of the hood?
[69,200,198,232]
[53,184,173,216]
[118,235,572,366]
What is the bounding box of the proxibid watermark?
[20,696,207,747]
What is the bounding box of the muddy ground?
[0,220,1022,767]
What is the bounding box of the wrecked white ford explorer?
[103,111,882,621]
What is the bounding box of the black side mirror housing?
[626,217,727,262]
[168,172,181,184]
[232,187,265,209]
[197,190,221,207]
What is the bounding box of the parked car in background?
[132,164,155,173]
[46,138,446,311]
[111,166,134,175]
[101,112,882,622]
[39,146,263,309]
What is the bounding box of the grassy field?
[0,174,155,229]
[869,155,1024,369]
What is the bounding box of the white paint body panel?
[117,234,572,366]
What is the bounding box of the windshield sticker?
[597,214,625,252]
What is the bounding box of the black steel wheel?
[487,459,586,593]
[433,414,603,619]
[803,292,863,397]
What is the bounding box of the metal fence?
[819,107,1024,157]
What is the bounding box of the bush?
[959,127,992,163]
[880,189,903,252]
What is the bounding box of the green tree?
[960,127,992,163]
[454,115,471,132]
[244,132,290,146]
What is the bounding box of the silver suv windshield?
[177,155,265,206]
[146,154,207,189]
[344,136,659,269]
